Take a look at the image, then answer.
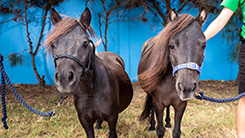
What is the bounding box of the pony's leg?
[95,120,103,129]
[149,107,156,131]
[172,102,187,138]
[155,105,165,138]
[108,114,118,138]
[165,105,172,128]
[140,93,155,130]
[78,117,95,138]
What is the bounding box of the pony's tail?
[139,93,153,121]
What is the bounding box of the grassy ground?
[0,80,238,138]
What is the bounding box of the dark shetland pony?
[45,8,133,138]
[138,9,207,138]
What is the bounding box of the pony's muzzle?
[176,81,197,101]
[54,70,76,93]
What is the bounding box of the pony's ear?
[195,8,208,25]
[168,9,178,21]
[50,8,62,25]
[80,7,91,29]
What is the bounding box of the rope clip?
[195,92,202,98]
[51,95,68,116]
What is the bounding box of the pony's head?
[139,8,207,101]
[45,8,96,94]
[168,8,207,101]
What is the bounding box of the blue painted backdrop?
[0,0,239,85]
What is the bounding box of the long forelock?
[45,16,97,56]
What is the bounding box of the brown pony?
[138,9,207,138]
[45,8,133,138]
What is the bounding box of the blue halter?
[172,62,202,76]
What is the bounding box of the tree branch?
[24,0,44,86]
[108,15,139,25]
[151,0,166,25]
[147,5,164,25]
[171,0,177,5]
[98,14,105,47]
[164,0,171,13]
[101,0,108,16]
[176,0,190,13]
[24,0,33,54]
[34,7,49,56]
[0,16,19,24]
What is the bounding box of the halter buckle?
[187,62,198,70]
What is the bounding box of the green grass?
[0,81,238,137]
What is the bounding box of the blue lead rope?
[0,54,67,129]
[195,91,245,103]
[1,62,8,129]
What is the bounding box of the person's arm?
[204,7,234,41]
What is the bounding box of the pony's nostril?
[55,72,59,81]
[68,71,74,82]
[191,82,197,91]
[178,82,184,91]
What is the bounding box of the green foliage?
[222,8,243,63]
[28,0,65,8]
[190,0,221,13]
[123,0,222,26]
[0,0,65,24]
[7,53,26,67]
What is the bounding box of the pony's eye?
[169,44,174,49]
[83,41,89,48]
[51,44,55,49]
[202,43,206,49]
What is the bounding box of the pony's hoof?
[149,130,155,134]
[165,124,172,128]
[149,126,155,131]
[95,126,102,129]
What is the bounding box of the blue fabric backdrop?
[0,0,239,85]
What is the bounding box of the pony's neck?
[93,56,111,89]
[76,56,108,94]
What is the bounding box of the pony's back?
[97,52,133,113]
